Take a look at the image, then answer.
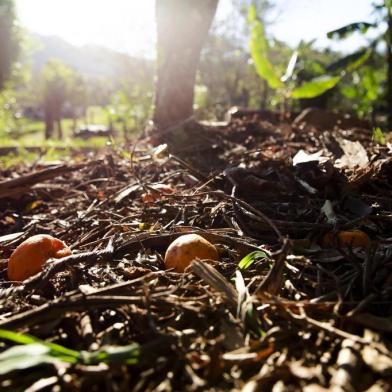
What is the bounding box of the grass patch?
[0,109,142,167]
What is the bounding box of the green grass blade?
[238,250,269,270]
[0,329,80,360]
[82,344,140,365]
[0,344,60,375]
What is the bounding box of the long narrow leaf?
[345,49,372,73]
[327,48,371,74]
[0,329,140,368]
[0,329,80,360]
[291,75,341,99]
[82,344,140,365]
[0,344,61,375]
[248,5,283,89]
[327,22,376,39]
[234,270,265,336]
[238,250,269,270]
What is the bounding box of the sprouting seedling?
[373,127,386,145]
[0,328,140,376]
[234,270,265,336]
[247,4,371,104]
[238,250,269,270]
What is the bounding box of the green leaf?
[291,75,341,99]
[327,22,376,39]
[0,329,140,368]
[0,329,80,361]
[345,49,372,73]
[0,344,60,375]
[0,329,38,345]
[248,5,283,89]
[341,85,359,99]
[363,67,379,101]
[373,127,386,145]
[238,250,269,270]
[234,270,265,336]
[81,344,140,365]
[327,48,371,74]
[247,3,257,22]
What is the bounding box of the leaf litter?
[0,110,392,390]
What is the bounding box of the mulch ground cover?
[1,110,392,391]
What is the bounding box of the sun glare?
[15,0,376,57]
[16,0,156,57]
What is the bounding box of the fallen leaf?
[335,138,369,168]
[293,150,326,166]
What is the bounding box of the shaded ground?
[1,110,392,391]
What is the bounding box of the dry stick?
[170,190,284,242]
[330,339,362,391]
[0,162,97,200]
[0,273,159,329]
[116,230,258,261]
[347,312,392,333]
[169,154,208,182]
[0,230,259,299]
[234,202,331,231]
[287,306,392,360]
[191,260,238,313]
[79,313,96,350]
[210,191,283,242]
[0,295,150,330]
[254,238,291,295]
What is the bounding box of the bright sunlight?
[16,0,156,57]
[16,0,375,57]
[2,0,392,390]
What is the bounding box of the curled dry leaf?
[141,183,176,203]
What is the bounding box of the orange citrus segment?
[7,234,72,282]
[321,230,370,248]
[164,234,219,272]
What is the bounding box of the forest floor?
[1,109,392,391]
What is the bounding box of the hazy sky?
[15,0,378,57]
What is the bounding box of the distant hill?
[30,34,153,80]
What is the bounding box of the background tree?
[108,61,153,139]
[67,73,88,130]
[384,0,392,127]
[327,0,391,126]
[0,0,19,90]
[38,59,76,139]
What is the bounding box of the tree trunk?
[387,3,392,129]
[56,118,63,139]
[44,105,54,139]
[260,80,268,109]
[72,114,77,135]
[84,107,88,126]
[153,0,218,129]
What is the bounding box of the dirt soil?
[1,110,392,391]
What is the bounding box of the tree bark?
[153,0,219,129]
[56,118,63,139]
[44,104,54,139]
[387,4,392,129]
